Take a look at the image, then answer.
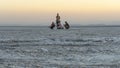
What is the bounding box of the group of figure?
[50,13,70,29]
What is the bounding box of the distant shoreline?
[0,25,120,27]
[72,25,120,27]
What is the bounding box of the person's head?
[65,21,68,24]
[51,22,54,24]
[57,13,59,16]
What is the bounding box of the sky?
[0,0,120,26]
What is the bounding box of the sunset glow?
[0,0,120,25]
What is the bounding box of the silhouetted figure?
[57,23,64,29]
[56,13,63,29]
[64,21,70,29]
[50,22,55,29]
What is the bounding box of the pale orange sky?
[0,0,120,25]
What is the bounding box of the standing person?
[56,13,61,29]
[64,21,70,29]
[50,22,55,29]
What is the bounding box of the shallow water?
[0,26,120,68]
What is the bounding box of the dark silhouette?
[56,13,63,29]
[49,13,70,29]
[64,21,70,29]
[57,22,64,29]
[50,22,55,29]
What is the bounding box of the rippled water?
[0,26,120,68]
[0,26,120,44]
